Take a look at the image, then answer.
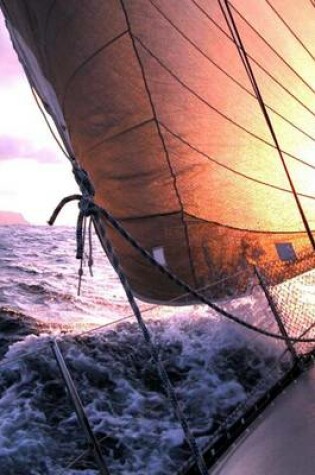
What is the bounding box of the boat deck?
[210,363,315,475]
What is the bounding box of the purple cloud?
[0,135,60,163]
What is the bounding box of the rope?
[48,192,315,344]
[93,214,208,475]
[48,165,315,472]
[88,217,94,276]
[49,176,209,473]
[30,87,71,160]
[76,215,87,295]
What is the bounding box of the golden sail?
[2,0,315,302]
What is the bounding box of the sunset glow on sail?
[1,0,315,301]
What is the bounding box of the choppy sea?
[0,225,289,475]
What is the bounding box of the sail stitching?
[220,0,315,250]
[191,0,315,118]
[135,34,315,171]
[162,122,315,199]
[148,0,315,144]
[264,0,315,63]
[228,1,315,96]
[118,0,198,287]
[62,29,129,110]
[85,117,155,155]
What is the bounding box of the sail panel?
[81,121,182,218]
[45,0,127,100]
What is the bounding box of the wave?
[0,314,284,475]
[0,306,41,359]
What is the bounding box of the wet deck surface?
[211,363,315,475]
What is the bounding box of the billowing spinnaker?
[2,0,315,302]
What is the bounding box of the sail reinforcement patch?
[275,243,297,262]
[152,246,166,266]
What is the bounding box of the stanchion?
[50,339,110,475]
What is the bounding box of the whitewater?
[0,225,289,475]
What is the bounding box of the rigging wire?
[48,192,315,344]
[228,1,315,97]
[264,0,315,63]
[219,0,315,251]
[94,209,209,475]
[135,33,315,174]
[148,0,315,145]
[1,2,314,470]
[191,0,315,119]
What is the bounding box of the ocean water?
[0,225,288,475]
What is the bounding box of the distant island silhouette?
[0,211,29,225]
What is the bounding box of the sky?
[0,11,78,225]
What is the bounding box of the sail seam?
[135,35,315,171]
[229,2,315,96]
[265,0,315,63]
[183,212,315,235]
[118,0,198,287]
[160,122,315,198]
[220,0,315,250]
[85,117,155,155]
[118,211,183,221]
[102,209,315,234]
[192,0,315,119]
[148,0,315,144]
[62,29,129,110]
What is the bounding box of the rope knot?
[48,167,97,295]
[78,194,95,218]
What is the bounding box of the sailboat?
[1,1,315,474]
[3,0,315,304]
